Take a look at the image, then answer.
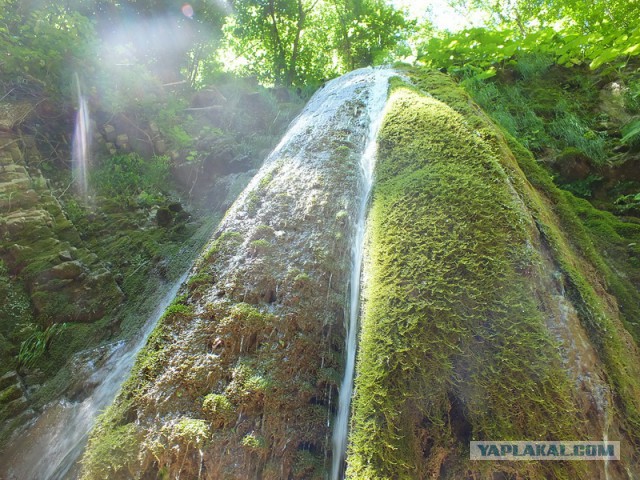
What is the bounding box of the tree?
[334,0,413,69]
[223,0,411,86]
[0,0,96,98]
[447,0,640,34]
[225,0,317,86]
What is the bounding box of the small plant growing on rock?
[204,231,243,263]
[202,393,235,428]
[251,224,275,241]
[17,322,68,368]
[241,432,267,453]
[169,418,210,450]
[249,238,272,255]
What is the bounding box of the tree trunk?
[267,0,287,84]
[284,0,306,86]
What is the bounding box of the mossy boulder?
[81,69,394,479]
[0,135,123,328]
[346,72,640,479]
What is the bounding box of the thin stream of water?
[72,73,90,198]
[330,69,392,480]
[0,271,189,480]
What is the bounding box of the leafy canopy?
[416,0,640,76]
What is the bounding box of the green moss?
[251,224,275,241]
[409,70,640,447]
[17,255,56,282]
[0,384,21,404]
[258,171,274,190]
[249,238,272,256]
[504,138,640,436]
[333,144,353,163]
[80,423,142,479]
[241,432,266,451]
[246,190,262,216]
[203,231,243,263]
[347,78,587,479]
[225,358,274,409]
[168,417,210,448]
[335,210,348,222]
[224,302,273,329]
[186,272,213,298]
[160,296,194,323]
[202,393,235,428]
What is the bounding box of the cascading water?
[0,271,190,480]
[72,73,90,198]
[331,69,391,480]
[3,67,395,480]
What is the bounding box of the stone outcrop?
[0,102,123,325]
[80,68,393,480]
[347,71,640,480]
[0,371,31,430]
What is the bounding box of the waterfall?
[0,271,190,480]
[72,73,90,198]
[603,406,611,480]
[331,69,391,480]
[2,68,394,480]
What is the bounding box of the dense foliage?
[225,0,411,85]
[0,0,411,94]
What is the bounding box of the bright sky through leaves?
[393,0,488,31]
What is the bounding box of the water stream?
[2,67,393,480]
[0,271,190,480]
[330,69,391,480]
[72,73,90,198]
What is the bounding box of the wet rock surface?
[0,129,123,324]
[81,68,394,479]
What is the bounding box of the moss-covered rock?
[346,72,640,479]
[0,134,123,327]
[80,68,393,479]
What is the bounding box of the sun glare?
[393,0,489,31]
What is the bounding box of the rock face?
[0,102,124,451]
[0,122,123,324]
[0,371,30,430]
[81,70,640,480]
[347,72,640,479]
[81,68,394,479]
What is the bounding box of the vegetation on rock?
[79,72,385,479]
[1,0,640,477]
[347,72,640,478]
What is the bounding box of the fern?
[18,323,68,368]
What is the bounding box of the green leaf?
[624,44,640,55]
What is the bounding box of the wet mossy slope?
[80,70,391,480]
[347,73,640,479]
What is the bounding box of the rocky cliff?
[0,127,123,324]
[0,103,123,437]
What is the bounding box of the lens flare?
[181,4,194,18]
